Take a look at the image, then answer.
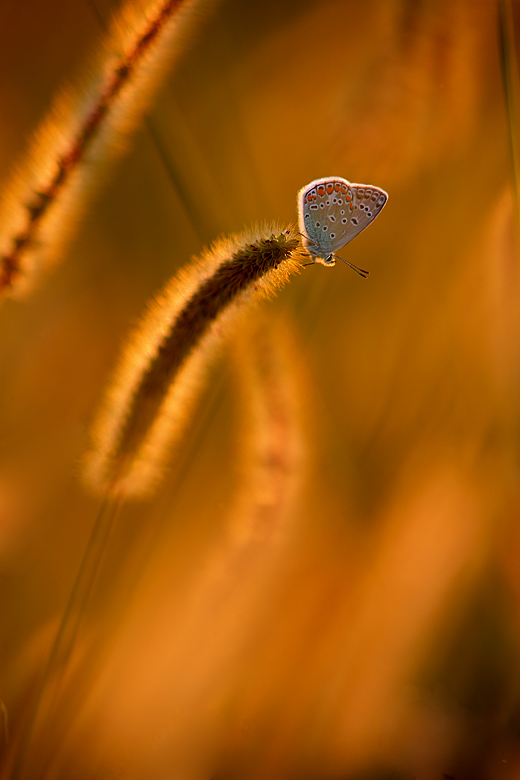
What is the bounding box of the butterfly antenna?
[333,254,369,278]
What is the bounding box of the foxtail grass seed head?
[0,0,219,299]
[228,312,310,547]
[84,225,305,498]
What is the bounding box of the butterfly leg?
[297,232,317,246]
[299,235,317,267]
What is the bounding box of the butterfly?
[297,176,388,277]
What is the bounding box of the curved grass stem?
[85,225,305,498]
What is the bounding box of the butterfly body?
[297,176,388,274]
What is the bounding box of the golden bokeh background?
[0,0,519,778]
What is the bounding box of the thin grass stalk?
[84,225,305,498]
[6,494,123,780]
[0,0,218,298]
[10,236,305,778]
[2,226,303,778]
[0,702,7,754]
[499,0,520,245]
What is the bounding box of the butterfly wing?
[298,177,345,259]
[297,177,387,259]
[329,183,388,253]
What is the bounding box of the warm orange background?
[0,1,519,778]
